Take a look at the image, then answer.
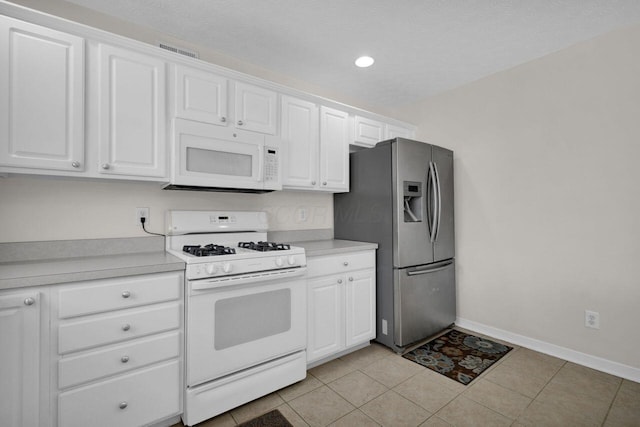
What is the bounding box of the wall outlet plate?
[136,207,149,225]
[585,310,600,329]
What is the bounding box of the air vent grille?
[158,42,199,59]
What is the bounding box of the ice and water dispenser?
[403,181,423,222]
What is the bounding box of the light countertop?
[294,239,378,257]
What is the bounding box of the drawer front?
[58,272,182,319]
[58,303,181,354]
[59,331,180,389]
[58,360,180,427]
[306,251,375,278]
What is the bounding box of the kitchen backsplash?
[0,175,333,243]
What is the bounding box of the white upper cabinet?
[281,95,319,189]
[174,64,228,126]
[353,115,385,147]
[0,17,84,172]
[386,123,415,139]
[234,82,277,134]
[95,43,167,178]
[320,106,349,192]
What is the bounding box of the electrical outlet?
[136,207,149,225]
[297,208,308,222]
[585,310,600,329]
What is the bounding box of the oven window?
[214,289,291,350]
[186,147,252,177]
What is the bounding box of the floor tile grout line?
[600,379,624,427]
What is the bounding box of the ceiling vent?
[158,42,199,59]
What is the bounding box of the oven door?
[186,271,306,387]
[172,118,280,190]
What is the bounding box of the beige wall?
[0,175,333,242]
[397,23,640,369]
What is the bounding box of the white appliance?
[164,119,282,193]
[165,211,306,426]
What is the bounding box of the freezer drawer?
[393,259,455,348]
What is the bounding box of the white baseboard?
[456,317,640,383]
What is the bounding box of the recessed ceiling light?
[355,56,374,68]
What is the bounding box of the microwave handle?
[257,145,264,182]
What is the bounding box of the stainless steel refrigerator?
[334,138,455,353]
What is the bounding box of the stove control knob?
[275,257,284,267]
[206,264,217,275]
[223,263,233,273]
[287,256,296,265]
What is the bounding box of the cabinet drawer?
[58,360,180,427]
[59,331,180,389]
[306,251,375,278]
[58,302,180,354]
[58,272,182,319]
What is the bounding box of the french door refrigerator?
[334,138,455,353]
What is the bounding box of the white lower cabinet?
[306,250,376,365]
[0,287,49,427]
[51,272,184,427]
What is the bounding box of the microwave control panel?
[264,147,279,182]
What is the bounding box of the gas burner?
[183,244,236,257]
[238,241,291,252]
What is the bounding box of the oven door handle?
[190,267,307,291]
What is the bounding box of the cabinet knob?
[119,402,128,410]
[343,261,349,266]
[121,355,129,363]
[71,161,80,168]
[220,116,226,123]
[337,279,343,284]
[322,182,327,186]
[23,297,35,306]
[349,277,354,281]
[122,324,131,331]
[237,120,244,126]
[101,163,110,170]
[311,181,316,185]
[121,290,131,299]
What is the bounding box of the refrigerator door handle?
[433,161,442,242]
[427,162,438,243]
[406,260,453,276]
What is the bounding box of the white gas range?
[166,211,307,426]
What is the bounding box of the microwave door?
[174,119,265,190]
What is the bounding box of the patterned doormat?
[237,409,292,427]
[403,329,513,385]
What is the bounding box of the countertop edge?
[295,239,379,257]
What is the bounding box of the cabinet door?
[234,82,276,134]
[0,291,40,427]
[96,44,166,178]
[353,115,384,147]
[307,275,343,363]
[386,124,414,140]
[345,269,376,347]
[281,95,318,189]
[0,17,84,172]
[174,65,228,125]
[319,106,349,192]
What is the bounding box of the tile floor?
[174,331,640,427]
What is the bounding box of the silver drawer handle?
[71,161,80,168]
[323,181,327,186]
[24,297,35,306]
[311,181,316,185]
[337,279,343,284]
[119,402,128,410]
[101,163,110,170]
[237,120,244,126]
[121,291,131,299]
[220,116,226,123]
[343,262,349,266]
[122,324,131,331]
[349,277,354,281]
[121,355,129,363]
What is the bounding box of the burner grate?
[238,241,291,252]
[183,244,236,257]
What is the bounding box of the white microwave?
[165,119,281,193]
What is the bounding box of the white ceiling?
[65,0,640,109]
